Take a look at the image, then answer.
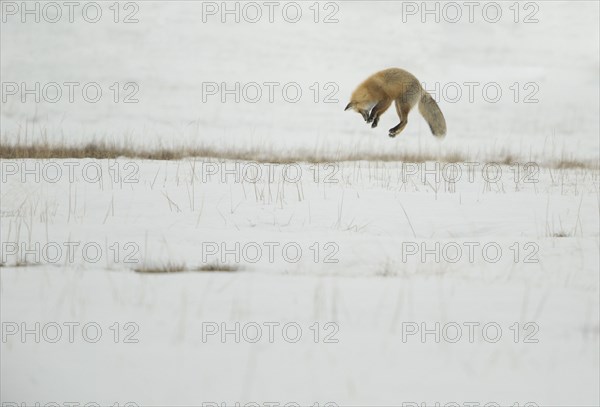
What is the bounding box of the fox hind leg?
[389,100,411,137]
[367,98,393,128]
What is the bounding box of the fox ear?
[344,102,353,111]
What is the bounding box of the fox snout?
[344,101,370,122]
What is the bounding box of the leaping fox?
[345,68,447,138]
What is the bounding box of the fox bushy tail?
[418,91,447,137]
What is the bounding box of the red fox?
[345,68,447,138]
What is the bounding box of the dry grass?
[553,158,598,170]
[0,141,468,164]
[1,141,598,169]
[195,263,240,272]
[0,261,40,268]
[133,262,239,274]
[1,142,188,161]
[133,263,187,274]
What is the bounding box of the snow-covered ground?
[1,1,599,406]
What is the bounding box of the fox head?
[344,100,373,121]
[344,92,377,122]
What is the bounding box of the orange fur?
[345,68,447,138]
